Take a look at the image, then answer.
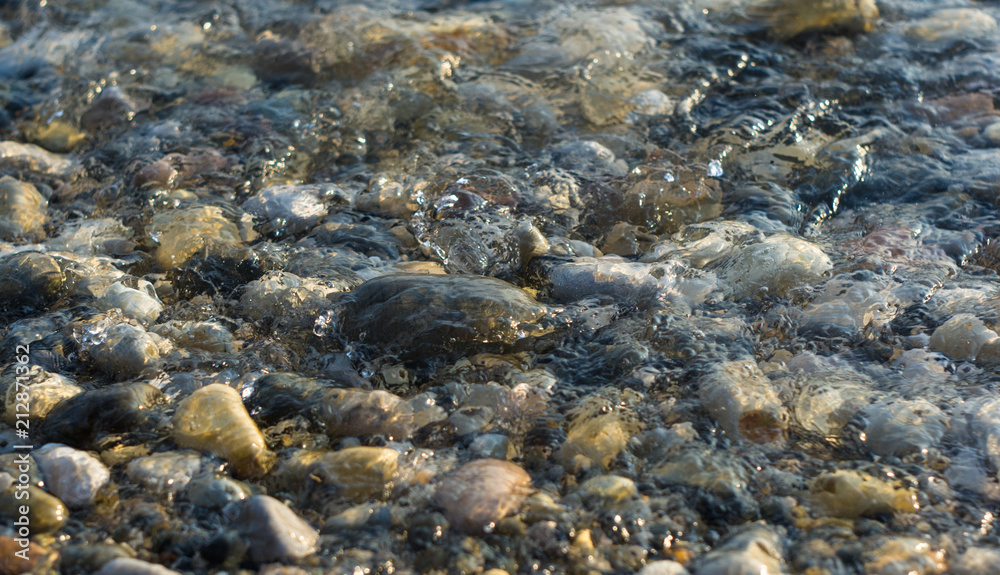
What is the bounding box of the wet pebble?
[699,360,787,443]
[693,524,785,575]
[721,234,832,300]
[242,184,332,237]
[125,451,203,495]
[95,558,181,575]
[339,274,547,357]
[276,446,399,501]
[97,281,164,326]
[0,176,47,240]
[806,468,918,518]
[433,458,532,534]
[147,206,245,269]
[862,537,945,575]
[172,383,275,478]
[89,323,163,379]
[1,365,81,424]
[0,252,65,313]
[42,382,164,446]
[32,443,109,508]
[0,141,75,177]
[237,495,318,564]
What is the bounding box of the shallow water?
[2,0,1000,573]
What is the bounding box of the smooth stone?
[906,8,998,43]
[242,184,332,237]
[0,535,51,574]
[862,399,947,457]
[276,447,399,501]
[150,321,239,354]
[126,451,203,494]
[638,561,690,575]
[0,141,75,177]
[699,360,787,443]
[433,459,532,534]
[32,443,109,508]
[97,282,164,326]
[0,252,65,312]
[95,558,181,575]
[172,384,275,478]
[0,484,67,533]
[694,525,785,575]
[749,0,878,40]
[2,366,81,424]
[80,86,136,131]
[89,323,162,379]
[0,176,47,240]
[239,271,338,320]
[575,475,638,505]
[556,412,639,472]
[951,547,1000,575]
[339,274,547,358]
[237,495,318,564]
[862,537,945,575]
[42,382,164,446]
[651,446,751,498]
[147,206,244,269]
[316,388,414,440]
[186,474,248,508]
[806,468,918,518]
[929,314,999,363]
[722,234,832,299]
[470,433,515,460]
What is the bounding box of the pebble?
[638,561,689,575]
[905,8,998,44]
[470,433,515,460]
[0,141,75,177]
[750,0,878,39]
[339,274,547,358]
[651,446,751,499]
[694,524,785,575]
[237,495,318,564]
[125,451,203,495]
[1,366,81,424]
[0,176,47,240]
[862,399,947,458]
[721,234,832,300]
[929,313,1000,363]
[862,537,945,575]
[241,184,331,237]
[433,459,532,534]
[316,388,414,440]
[0,483,67,533]
[951,547,1000,575]
[186,474,248,509]
[806,468,918,518]
[0,535,51,574]
[150,321,239,354]
[699,360,787,443]
[97,281,164,326]
[0,252,65,313]
[32,443,109,508]
[95,558,181,575]
[80,86,136,131]
[239,271,338,321]
[42,382,164,446]
[172,383,275,478]
[276,447,399,501]
[575,475,638,505]
[147,206,245,269]
[556,411,639,472]
[89,323,163,379]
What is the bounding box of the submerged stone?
[0,176,47,240]
[339,274,547,357]
[433,459,532,534]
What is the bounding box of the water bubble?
[707,159,724,177]
[313,310,336,337]
[663,171,676,182]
